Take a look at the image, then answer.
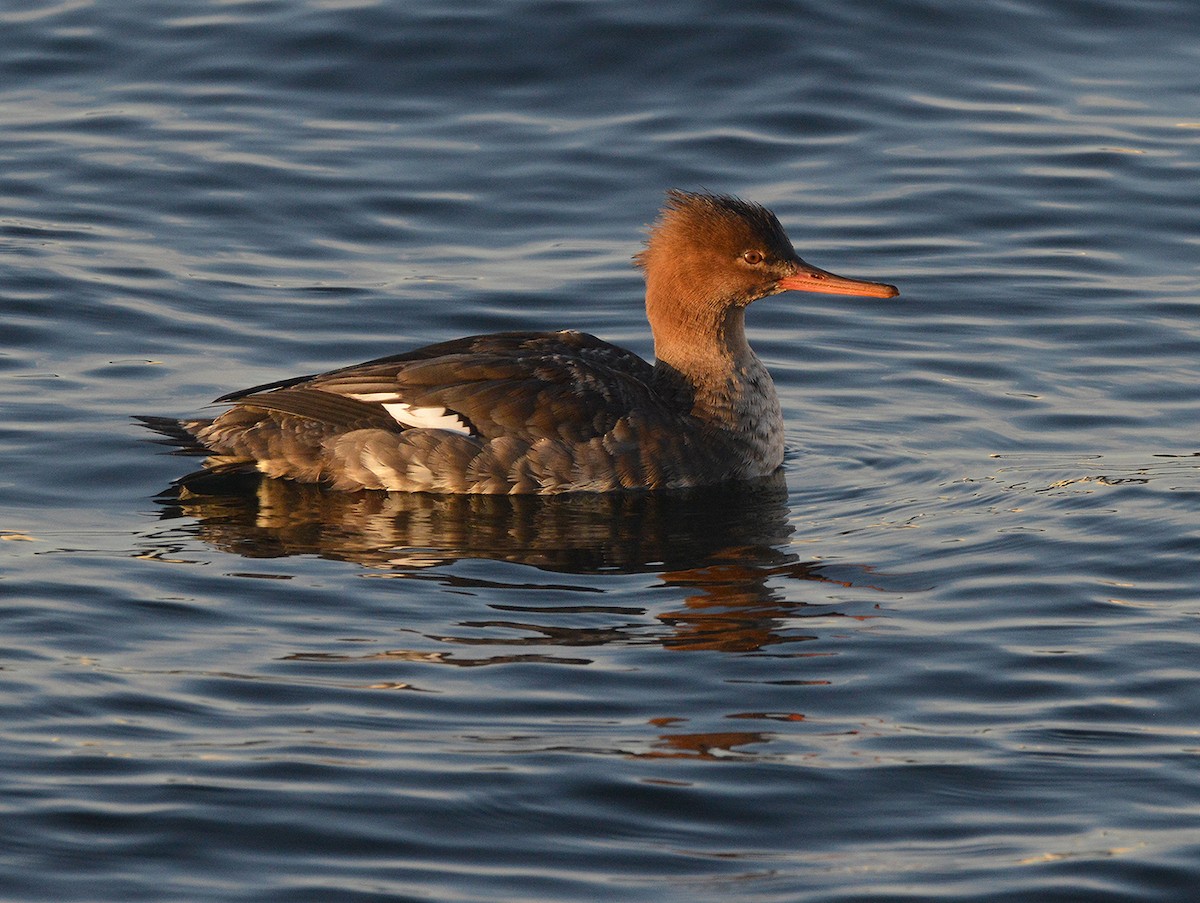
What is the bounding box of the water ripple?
[3,0,1200,899]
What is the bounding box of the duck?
[144,190,898,494]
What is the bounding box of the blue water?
[3,1,1200,900]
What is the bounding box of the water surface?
[2,1,1199,900]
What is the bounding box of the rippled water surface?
[3,1,1200,900]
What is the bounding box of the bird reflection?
[148,471,888,655]
[151,470,800,570]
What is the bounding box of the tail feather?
[133,415,212,456]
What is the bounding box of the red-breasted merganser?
[146,191,898,493]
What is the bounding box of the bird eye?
[742,250,765,265]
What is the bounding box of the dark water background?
[3,1,1200,900]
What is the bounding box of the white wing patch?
[382,403,472,434]
[348,393,472,435]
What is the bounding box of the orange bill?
[779,261,899,298]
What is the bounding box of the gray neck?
[651,308,785,477]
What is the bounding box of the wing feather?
[219,330,670,443]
